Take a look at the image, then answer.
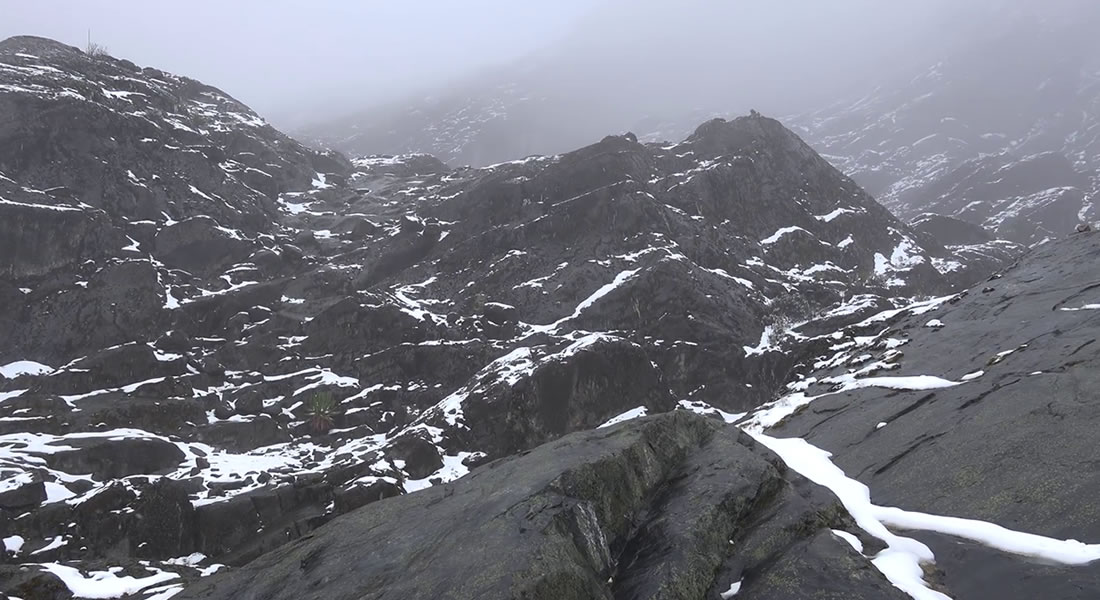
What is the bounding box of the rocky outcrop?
[0,197,124,280]
[179,413,907,600]
[911,213,994,246]
[153,216,256,276]
[4,259,168,364]
[765,232,1100,597]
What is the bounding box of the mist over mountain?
[3,2,1100,599]
[299,0,1100,245]
[296,0,988,163]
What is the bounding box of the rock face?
[179,412,907,600]
[772,233,1100,539]
[756,232,1100,598]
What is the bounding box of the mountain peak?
[0,35,83,57]
[687,112,815,158]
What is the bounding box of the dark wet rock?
[292,229,319,250]
[129,479,197,559]
[0,36,350,231]
[773,233,1100,550]
[2,567,73,600]
[43,481,139,558]
[915,531,1100,600]
[154,216,254,277]
[232,389,265,415]
[334,215,380,237]
[48,395,210,438]
[279,243,305,262]
[46,437,185,480]
[911,213,994,246]
[193,481,336,566]
[461,338,678,459]
[482,301,518,326]
[743,529,910,599]
[0,200,124,280]
[3,259,166,364]
[301,297,433,355]
[156,329,194,354]
[179,413,905,600]
[332,480,402,515]
[387,432,443,479]
[0,36,1030,597]
[193,417,289,452]
[0,481,46,510]
[35,343,183,394]
[356,228,441,289]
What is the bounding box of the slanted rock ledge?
[179,412,906,600]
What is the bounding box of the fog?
[0,0,1082,133]
[0,0,595,126]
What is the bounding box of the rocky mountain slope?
[180,412,913,600]
[301,1,1099,248]
[793,0,1100,245]
[750,231,1100,599]
[3,34,1097,600]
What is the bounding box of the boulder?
[333,480,401,515]
[0,481,46,510]
[128,479,197,559]
[387,433,444,480]
[46,437,185,480]
[178,413,906,600]
[153,216,254,276]
[4,259,166,363]
[0,202,124,280]
[193,417,289,452]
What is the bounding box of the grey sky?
[0,0,596,125]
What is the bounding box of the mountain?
[794,0,1100,245]
[0,35,349,281]
[4,34,1098,600]
[295,1,974,169]
[300,1,1100,248]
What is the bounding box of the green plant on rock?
[307,391,338,434]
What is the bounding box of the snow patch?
[719,580,742,598]
[598,406,648,428]
[4,534,25,554]
[1,361,54,378]
[751,433,950,600]
[743,326,778,356]
[760,226,810,245]
[39,563,180,599]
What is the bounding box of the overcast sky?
[0,0,597,125]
